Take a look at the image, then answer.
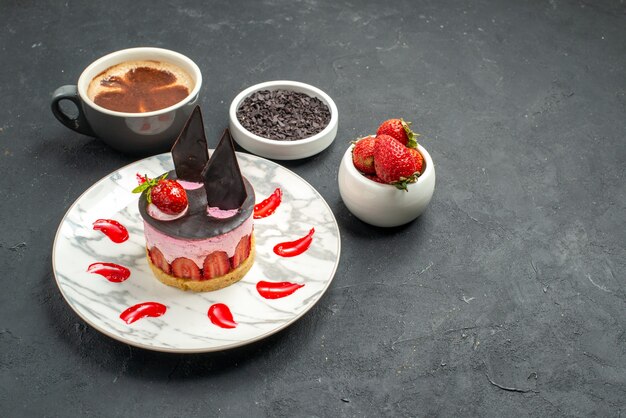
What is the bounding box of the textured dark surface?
[1,0,625,416]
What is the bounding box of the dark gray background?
[1,0,625,416]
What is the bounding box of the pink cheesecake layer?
[143,214,254,268]
[147,203,188,221]
[207,206,239,219]
[178,180,204,190]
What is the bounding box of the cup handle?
[51,85,95,136]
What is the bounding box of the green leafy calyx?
[401,119,420,149]
[132,173,168,204]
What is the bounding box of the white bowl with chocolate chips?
[229,80,338,160]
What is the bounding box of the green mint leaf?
[132,182,149,194]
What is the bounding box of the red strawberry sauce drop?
[136,173,148,184]
[119,302,166,324]
[273,228,315,257]
[256,281,305,299]
[254,188,282,219]
[87,262,131,283]
[93,219,129,243]
[208,303,237,329]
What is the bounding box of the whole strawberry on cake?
[134,106,255,292]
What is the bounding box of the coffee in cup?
[87,60,195,113]
[51,47,202,154]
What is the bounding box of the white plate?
[52,153,341,353]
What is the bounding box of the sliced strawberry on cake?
[171,257,201,280]
[149,247,171,274]
[202,252,231,280]
[231,235,251,269]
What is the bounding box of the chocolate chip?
[236,89,331,141]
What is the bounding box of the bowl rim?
[342,142,434,191]
[229,80,338,147]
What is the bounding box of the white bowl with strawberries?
[338,118,435,227]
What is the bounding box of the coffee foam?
[87,60,194,107]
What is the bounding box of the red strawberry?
[231,235,251,269]
[364,173,386,184]
[374,134,419,191]
[132,174,188,215]
[351,135,376,174]
[407,147,424,174]
[149,247,171,274]
[150,180,188,215]
[171,257,201,280]
[376,118,419,148]
[202,251,231,280]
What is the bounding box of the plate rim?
[52,152,341,353]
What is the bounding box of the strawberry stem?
[392,173,418,191]
[131,173,168,204]
[401,119,420,149]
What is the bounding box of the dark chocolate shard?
[202,129,248,211]
[171,106,209,182]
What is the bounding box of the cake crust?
[147,236,255,292]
